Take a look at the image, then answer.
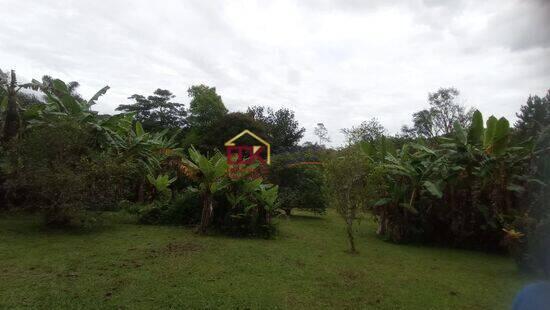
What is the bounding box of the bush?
[3,120,134,227]
[212,178,279,238]
[269,151,326,215]
[138,191,201,225]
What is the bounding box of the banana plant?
[181,147,229,234]
[256,184,279,213]
[147,174,177,191]
[226,178,262,212]
[147,174,177,202]
[23,78,109,124]
[383,143,444,212]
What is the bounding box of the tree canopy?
[341,118,386,145]
[515,90,550,141]
[247,106,305,153]
[187,85,227,130]
[116,88,187,131]
[402,87,473,139]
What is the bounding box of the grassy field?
[0,210,531,309]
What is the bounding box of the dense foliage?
[116,88,188,131]
[325,87,549,277]
[268,150,326,216]
[0,73,288,236]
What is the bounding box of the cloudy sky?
[1,0,549,146]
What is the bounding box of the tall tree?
[341,118,386,145]
[314,123,330,145]
[116,89,187,131]
[515,90,550,141]
[187,85,227,130]
[247,106,305,153]
[402,87,473,139]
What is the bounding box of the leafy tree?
[269,151,326,216]
[7,78,180,209]
[515,90,550,141]
[247,106,305,153]
[197,112,268,152]
[341,118,386,145]
[324,148,372,253]
[187,85,227,130]
[402,87,473,139]
[314,123,330,145]
[4,117,136,226]
[116,89,187,131]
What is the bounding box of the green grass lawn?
[0,210,532,309]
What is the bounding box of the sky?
[1,0,549,146]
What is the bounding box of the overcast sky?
[1,0,549,146]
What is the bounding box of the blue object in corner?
[513,281,550,310]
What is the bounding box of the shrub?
[180,147,279,236]
[214,177,280,238]
[138,191,201,225]
[4,120,134,227]
[268,151,326,215]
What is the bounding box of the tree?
[116,89,187,131]
[247,106,305,153]
[341,118,386,145]
[314,123,330,145]
[198,112,268,152]
[324,148,371,253]
[402,87,473,139]
[187,85,227,130]
[181,147,229,234]
[515,90,550,141]
[269,151,326,216]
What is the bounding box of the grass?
[0,210,532,309]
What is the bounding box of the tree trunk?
[199,195,213,234]
[2,70,20,142]
[284,208,292,216]
[377,209,387,236]
[137,180,145,203]
[346,218,357,253]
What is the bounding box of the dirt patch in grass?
[165,241,202,254]
[146,241,203,259]
[339,269,365,281]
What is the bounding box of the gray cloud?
[1,0,549,146]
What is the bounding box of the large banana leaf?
[492,117,510,156]
[484,116,498,151]
[468,110,484,146]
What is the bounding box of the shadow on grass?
[288,214,325,221]
[0,211,137,237]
